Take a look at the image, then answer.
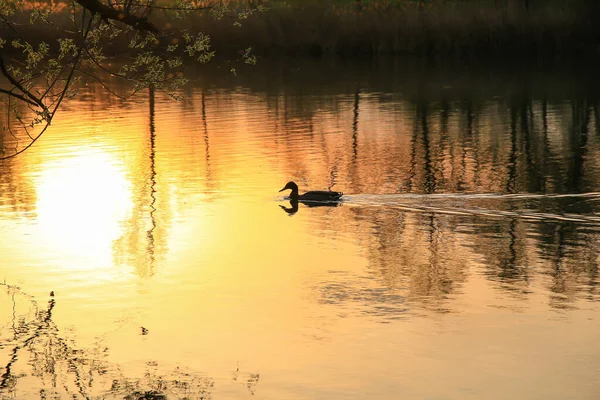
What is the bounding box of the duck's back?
[299,190,343,201]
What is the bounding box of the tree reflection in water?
[0,282,216,399]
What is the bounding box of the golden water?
[1,61,599,399]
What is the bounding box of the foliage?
[0,0,263,158]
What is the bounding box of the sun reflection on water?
[35,149,132,266]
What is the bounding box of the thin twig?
[0,55,46,110]
[0,18,93,160]
[0,13,21,38]
[41,63,71,99]
[75,0,159,32]
[75,68,137,100]
[0,88,40,108]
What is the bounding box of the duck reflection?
[279,198,341,215]
[279,199,299,214]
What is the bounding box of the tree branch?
[0,17,93,160]
[74,0,159,32]
[0,88,40,108]
[0,55,46,111]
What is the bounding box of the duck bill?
[279,187,286,192]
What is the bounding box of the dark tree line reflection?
[394,94,599,196]
[233,61,600,317]
[111,86,171,278]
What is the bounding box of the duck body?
[279,181,343,202]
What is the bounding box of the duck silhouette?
[278,181,343,202]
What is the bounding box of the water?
[1,58,599,399]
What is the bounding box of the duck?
[279,181,343,202]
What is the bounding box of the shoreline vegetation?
[4,0,600,59]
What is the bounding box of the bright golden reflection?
[1,61,600,399]
[35,149,132,264]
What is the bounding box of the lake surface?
[1,58,600,399]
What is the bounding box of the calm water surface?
[1,59,600,399]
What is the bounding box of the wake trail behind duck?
[344,192,600,202]
[341,192,600,224]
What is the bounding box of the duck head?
[279,181,299,195]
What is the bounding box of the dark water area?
[0,58,599,399]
